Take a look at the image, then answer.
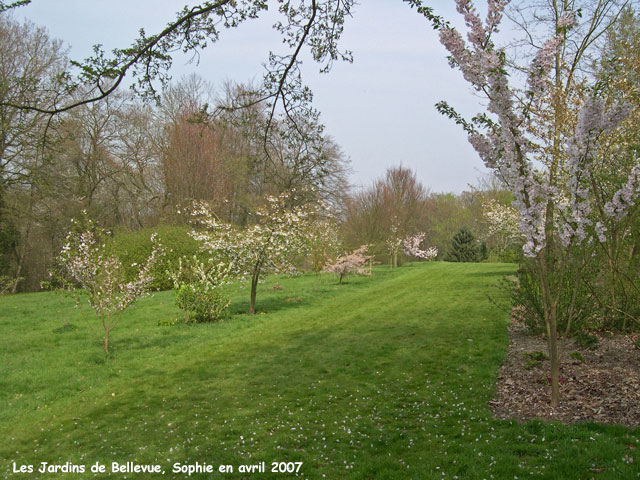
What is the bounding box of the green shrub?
[526,351,547,362]
[108,225,202,290]
[523,350,547,370]
[508,267,545,333]
[570,351,585,363]
[175,284,230,323]
[574,331,599,350]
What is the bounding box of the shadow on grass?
[227,294,311,316]
[460,268,514,277]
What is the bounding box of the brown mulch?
[490,316,640,428]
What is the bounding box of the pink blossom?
[402,233,438,260]
[324,245,372,283]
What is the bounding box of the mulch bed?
[490,316,640,428]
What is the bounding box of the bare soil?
[490,316,640,427]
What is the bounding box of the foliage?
[175,285,230,324]
[324,245,372,284]
[0,211,19,277]
[524,351,548,370]
[108,225,201,291]
[482,198,521,261]
[307,219,341,273]
[1,0,362,139]
[0,18,350,293]
[57,215,163,353]
[574,332,600,351]
[0,275,21,295]
[170,255,232,323]
[342,166,429,266]
[570,351,585,364]
[478,241,488,261]
[510,257,598,336]
[190,192,319,314]
[444,228,481,262]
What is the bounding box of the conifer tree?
[445,228,479,262]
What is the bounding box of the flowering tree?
[482,199,521,254]
[402,232,438,261]
[386,219,403,269]
[324,245,372,284]
[426,0,634,405]
[308,219,341,273]
[190,193,317,314]
[58,218,163,353]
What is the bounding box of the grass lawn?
[1,262,638,479]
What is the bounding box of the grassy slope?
[0,263,638,479]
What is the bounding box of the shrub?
[570,351,585,364]
[524,350,548,370]
[170,256,232,323]
[526,351,548,362]
[108,225,202,291]
[574,332,599,350]
[509,260,597,337]
[175,283,230,323]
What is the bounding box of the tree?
[402,232,438,260]
[482,198,521,256]
[57,216,163,353]
[0,15,68,290]
[429,0,632,406]
[189,192,317,314]
[324,244,371,284]
[445,227,480,262]
[343,166,429,265]
[0,0,365,139]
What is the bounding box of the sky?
[16,0,491,193]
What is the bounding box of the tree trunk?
[547,304,560,407]
[249,269,259,315]
[103,328,110,354]
[538,256,560,407]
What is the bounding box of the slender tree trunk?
[249,266,260,315]
[547,303,560,406]
[540,1,562,407]
[538,256,560,407]
[103,328,110,354]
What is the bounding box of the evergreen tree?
[444,228,480,262]
[478,241,488,261]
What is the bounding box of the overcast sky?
[17,0,491,193]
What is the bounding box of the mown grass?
[1,263,638,479]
